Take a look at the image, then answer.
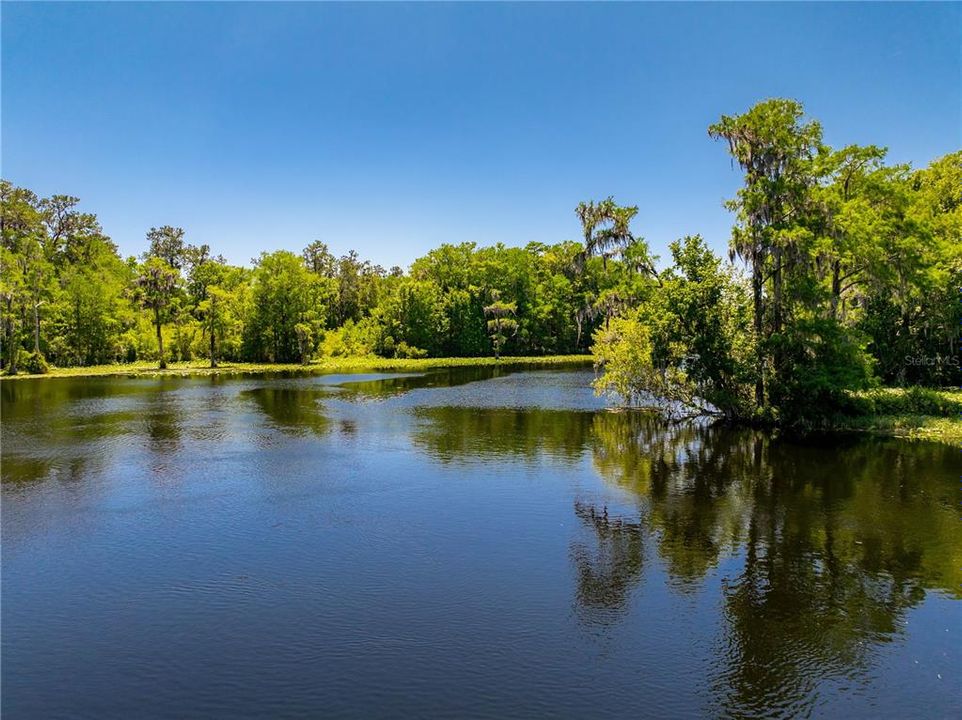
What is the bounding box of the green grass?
[0,354,594,381]
[836,387,962,443]
[833,414,962,442]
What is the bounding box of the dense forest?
[2,99,960,426]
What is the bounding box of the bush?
[767,318,875,430]
[394,341,427,359]
[21,350,50,375]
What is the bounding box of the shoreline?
[828,414,962,444]
[0,354,594,381]
[3,357,958,443]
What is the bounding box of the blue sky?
[3,2,959,269]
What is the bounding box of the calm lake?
[2,367,960,719]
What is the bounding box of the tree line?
[0,191,631,371]
[2,98,959,427]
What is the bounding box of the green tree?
[245,250,317,363]
[576,197,640,272]
[303,240,337,277]
[376,278,449,357]
[294,322,314,365]
[145,225,187,270]
[709,99,823,405]
[135,257,179,369]
[592,236,755,420]
[197,285,230,368]
[483,290,519,360]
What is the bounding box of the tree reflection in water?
[3,374,959,717]
[582,411,961,716]
[240,386,331,436]
[570,501,646,626]
[413,404,960,714]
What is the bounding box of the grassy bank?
[0,354,594,381]
[835,387,962,442]
[834,415,962,442]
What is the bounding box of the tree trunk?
[209,297,218,368]
[33,301,41,354]
[752,251,765,407]
[830,260,841,320]
[209,321,217,369]
[3,297,17,373]
[772,247,782,335]
[155,307,166,369]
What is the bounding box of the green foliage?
[145,225,186,269]
[766,318,875,429]
[593,236,755,419]
[20,350,49,375]
[483,290,519,360]
[134,256,179,369]
[594,99,958,428]
[394,341,427,359]
[294,322,314,364]
[376,278,448,357]
[244,250,322,363]
[849,386,962,417]
[318,318,378,358]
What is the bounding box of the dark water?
[2,368,960,719]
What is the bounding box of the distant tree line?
[0,191,632,371]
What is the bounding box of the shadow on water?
[412,406,597,462]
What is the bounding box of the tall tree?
[145,226,187,270]
[135,257,179,369]
[483,289,518,360]
[303,240,337,277]
[709,99,823,405]
[576,197,639,271]
[245,250,316,363]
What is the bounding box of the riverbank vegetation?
[2,99,959,432]
[0,355,590,381]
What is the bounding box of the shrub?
[21,351,50,375]
[394,341,427,359]
[852,387,962,417]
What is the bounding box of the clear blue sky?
[3,2,959,269]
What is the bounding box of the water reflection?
[335,366,511,397]
[240,387,330,436]
[570,501,646,625]
[410,402,961,716]
[2,370,959,719]
[584,413,962,716]
[412,406,595,462]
